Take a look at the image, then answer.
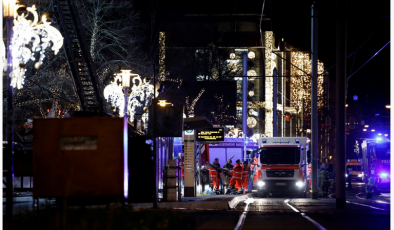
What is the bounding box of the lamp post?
[118,69,136,200]
[4,0,16,220]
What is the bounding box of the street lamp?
[117,69,136,200]
[4,0,17,220]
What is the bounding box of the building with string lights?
[159,9,330,164]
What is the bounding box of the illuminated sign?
[197,128,224,142]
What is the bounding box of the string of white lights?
[10,4,63,89]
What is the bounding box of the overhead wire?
[327,21,384,72]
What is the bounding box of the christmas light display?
[10,4,63,89]
[186,88,205,117]
[247,117,257,128]
[290,51,324,115]
[248,51,255,59]
[159,32,166,82]
[104,74,154,122]
[247,69,256,80]
[264,31,274,137]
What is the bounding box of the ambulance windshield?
[259,146,300,165]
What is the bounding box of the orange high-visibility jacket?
[207,163,221,178]
[242,164,249,178]
[253,168,262,183]
[232,163,243,179]
[180,166,184,179]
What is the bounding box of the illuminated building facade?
[161,11,329,156]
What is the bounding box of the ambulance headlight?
[257,181,265,187]
[296,181,304,187]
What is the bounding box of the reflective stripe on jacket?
[232,163,243,179]
[242,164,249,177]
[207,163,220,178]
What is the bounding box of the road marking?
[301,213,328,230]
[285,199,327,230]
[375,200,390,204]
[356,192,367,200]
[356,192,391,204]
[346,201,386,211]
[234,198,254,230]
[284,199,299,212]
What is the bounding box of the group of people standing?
[207,158,261,195]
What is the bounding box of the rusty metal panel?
[33,117,123,197]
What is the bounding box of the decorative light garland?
[186,88,205,117]
[248,51,255,59]
[247,117,257,128]
[159,32,166,82]
[104,74,154,122]
[264,31,274,137]
[247,69,257,80]
[290,51,324,115]
[10,4,63,89]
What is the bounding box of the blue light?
[380,172,388,179]
[376,137,383,142]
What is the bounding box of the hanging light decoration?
[247,69,257,80]
[248,51,255,59]
[104,74,154,122]
[230,52,236,59]
[264,31,274,137]
[247,117,257,128]
[248,108,255,116]
[248,90,254,97]
[10,4,63,89]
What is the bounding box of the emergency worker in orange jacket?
[226,159,243,194]
[250,158,262,184]
[207,158,221,194]
[242,161,250,193]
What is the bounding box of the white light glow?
[247,117,257,128]
[10,4,63,89]
[265,31,274,137]
[248,51,255,59]
[104,74,154,123]
[247,69,257,80]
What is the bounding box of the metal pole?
[311,3,319,199]
[153,63,158,208]
[124,87,129,200]
[6,15,14,220]
[336,0,347,209]
[242,51,247,161]
[273,68,277,137]
[302,98,305,137]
